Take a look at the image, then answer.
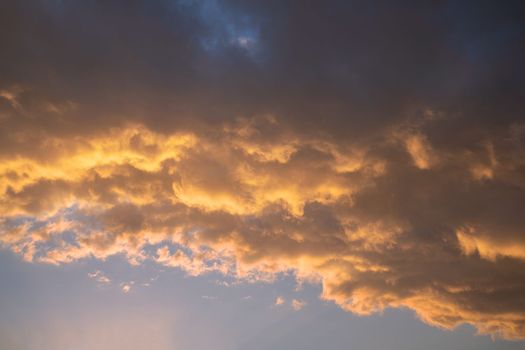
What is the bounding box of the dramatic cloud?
[1,0,525,341]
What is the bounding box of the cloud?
[1,0,525,341]
[121,282,134,294]
[2,119,524,338]
[274,296,285,306]
[291,299,306,311]
[88,270,111,285]
[402,133,438,170]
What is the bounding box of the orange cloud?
[275,296,285,306]
[2,117,525,340]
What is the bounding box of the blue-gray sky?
[1,251,524,350]
[1,1,525,349]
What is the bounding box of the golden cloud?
[1,114,525,340]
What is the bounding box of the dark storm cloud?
[1,0,522,138]
[1,0,525,340]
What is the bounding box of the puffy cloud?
[457,226,525,261]
[121,283,132,294]
[1,0,525,341]
[2,119,525,339]
[274,296,285,306]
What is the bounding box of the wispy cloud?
[291,299,306,311]
[88,270,111,285]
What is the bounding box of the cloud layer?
[1,0,525,340]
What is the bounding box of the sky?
[1,1,525,349]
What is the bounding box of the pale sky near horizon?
[1,1,525,349]
[1,250,524,350]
